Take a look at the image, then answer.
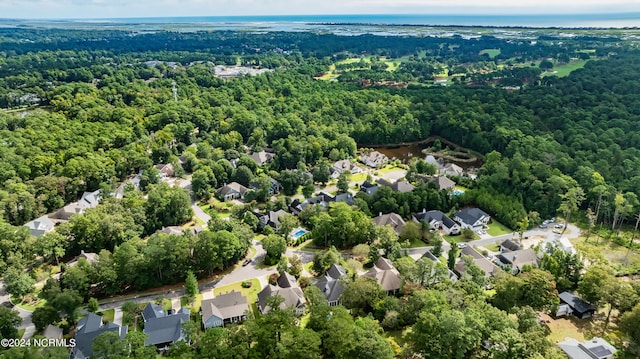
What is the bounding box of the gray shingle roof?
[201,290,248,324]
[315,264,346,303]
[142,305,190,347]
[455,208,489,226]
[73,313,127,359]
[363,258,401,292]
[373,212,406,235]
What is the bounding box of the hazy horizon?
[1,0,639,20]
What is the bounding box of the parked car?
[539,223,548,228]
[554,223,564,229]
[552,229,562,234]
[242,259,252,266]
[457,243,468,249]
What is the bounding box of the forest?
[0,25,640,358]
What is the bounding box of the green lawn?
[18,329,25,338]
[180,293,203,312]
[99,308,115,323]
[407,237,429,248]
[484,243,501,252]
[295,240,325,253]
[480,48,501,58]
[378,165,404,174]
[214,278,261,304]
[161,298,172,311]
[350,173,368,182]
[14,297,47,311]
[541,60,588,78]
[487,221,512,237]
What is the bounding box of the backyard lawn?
[349,173,368,182]
[214,278,261,304]
[487,220,512,236]
[180,293,203,313]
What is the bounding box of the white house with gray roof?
[315,264,347,306]
[23,215,55,237]
[455,208,490,229]
[413,209,460,235]
[72,313,127,359]
[201,290,249,329]
[558,337,617,359]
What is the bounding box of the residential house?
[253,209,287,230]
[430,176,456,191]
[440,163,464,177]
[155,163,175,178]
[72,313,128,359]
[217,182,248,201]
[373,212,406,235]
[425,155,443,169]
[249,177,281,195]
[257,272,306,315]
[455,246,502,279]
[495,248,540,274]
[23,215,55,237]
[289,192,353,215]
[557,337,617,359]
[455,208,491,230]
[360,180,380,196]
[556,291,596,319]
[360,151,388,168]
[413,209,460,235]
[315,264,347,306]
[52,202,85,221]
[422,251,458,282]
[331,159,361,178]
[201,290,249,329]
[43,324,63,340]
[51,190,102,221]
[363,257,402,295]
[142,303,191,350]
[500,239,521,252]
[289,193,333,215]
[541,236,577,255]
[249,151,275,166]
[333,192,355,206]
[393,180,415,193]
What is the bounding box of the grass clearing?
[297,240,325,253]
[407,237,429,248]
[541,60,588,78]
[379,165,403,174]
[349,173,368,182]
[487,221,512,237]
[161,298,172,311]
[214,278,261,304]
[480,48,501,58]
[14,297,47,311]
[180,293,203,312]
[540,313,595,343]
[484,243,501,252]
[18,329,25,338]
[99,308,115,323]
[571,236,640,273]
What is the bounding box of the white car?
[552,229,562,234]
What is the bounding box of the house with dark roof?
[360,151,388,168]
[455,246,502,279]
[500,239,521,252]
[249,151,275,166]
[252,209,287,230]
[257,272,306,315]
[201,290,249,329]
[455,208,491,229]
[363,257,402,295]
[360,180,380,196]
[249,177,281,195]
[289,192,354,215]
[422,251,458,282]
[217,182,248,201]
[373,212,406,235]
[315,264,347,306]
[23,215,55,237]
[413,209,460,235]
[558,337,617,359]
[495,248,540,274]
[72,313,127,359]
[557,291,596,319]
[142,303,191,350]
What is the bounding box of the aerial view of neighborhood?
[0,1,640,358]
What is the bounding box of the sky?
[0,0,639,19]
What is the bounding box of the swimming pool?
[292,228,308,239]
[453,190,464,196]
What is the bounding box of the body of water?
[4,13,640,31]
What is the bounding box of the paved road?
[216,240,276,289]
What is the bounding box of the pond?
[367,139,484,170]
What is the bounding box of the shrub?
[241,281,252,288]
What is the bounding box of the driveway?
[468,223,581,248]
[215,240,277,288]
